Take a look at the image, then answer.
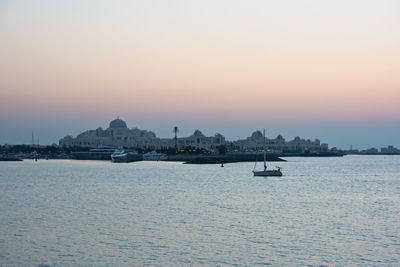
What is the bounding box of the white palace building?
[59,118,226,151]
[59,118,328,153]
[230,130,328,153]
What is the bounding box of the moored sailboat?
[253,128,283,176]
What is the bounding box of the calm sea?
[0,155,399,266]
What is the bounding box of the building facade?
[231,130,328,153]
[175,130,225,151]
[59,118,328,153]
[59,118,161,149]
[59,118,226,151]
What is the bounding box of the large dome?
[251,130,263,139]
[109,118,127,128]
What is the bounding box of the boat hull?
[111,153,142,163]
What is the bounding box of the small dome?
[109,118,127,128]
[194,130,203,136]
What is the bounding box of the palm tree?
[173,126,179,150]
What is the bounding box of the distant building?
[176,130,225,151]
[231,130,327,153]
[59,118,160,149]
[59,118,330,153]
[59,118,226,151]
[381,145,400,154]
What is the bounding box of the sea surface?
[0,155,399,266]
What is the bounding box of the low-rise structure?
[381,145,400,154]
[176,130,225,151]
[231,130,327,153]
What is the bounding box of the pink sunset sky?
[0,0,399,148]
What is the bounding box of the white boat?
[111,150,142,163]
[253,129,283,177]
[142,151,167,161]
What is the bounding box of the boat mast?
[263,128,267,170]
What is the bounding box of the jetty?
[166,153,285,164]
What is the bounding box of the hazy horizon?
[1,0,399,149]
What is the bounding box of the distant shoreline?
[165,154,285,164]
[5,151,400,164]
[157,151,348,164]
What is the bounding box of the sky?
[0,0,399,149]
